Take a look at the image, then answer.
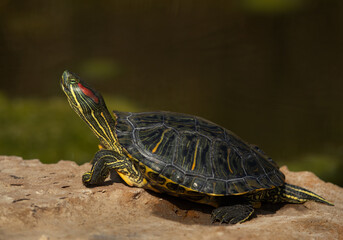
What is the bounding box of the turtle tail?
[279,183,334,206]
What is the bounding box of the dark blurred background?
[0,0,342,186]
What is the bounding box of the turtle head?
[61,70,117,148]
[61,70,105,113]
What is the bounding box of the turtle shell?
[114,111,285,195]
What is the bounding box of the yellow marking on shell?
[140,159,275,198]
[152,128,171,153]
[141,163,224,198]
[143,183,162,193]
[191,139,200,171]
[227,148,233,174]
[233,183,241,193]
[125,150,281,207]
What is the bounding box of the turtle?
[61,70,333,224]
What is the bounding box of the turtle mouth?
[61,80,80,110]
[61,70,71,91]
[61,78,71,94]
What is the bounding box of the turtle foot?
[211,203,254,224]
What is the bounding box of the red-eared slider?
[61,70,333,224]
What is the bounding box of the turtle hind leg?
[279,183,334,206]
[211,203,254,224]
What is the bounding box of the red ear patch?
[78,83,99,104]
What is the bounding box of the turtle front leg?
[82,150,147,188]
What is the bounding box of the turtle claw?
[211,204,254,224]
[82,169,109,187]
[82,171,93,186]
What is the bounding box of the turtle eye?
[69,78,79,84]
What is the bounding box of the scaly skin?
[61,70,147,188]
[61,70,333,224]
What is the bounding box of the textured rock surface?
[0,156,342,240]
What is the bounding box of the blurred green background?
[0,0,342,186]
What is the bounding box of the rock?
[0,156,342,240]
